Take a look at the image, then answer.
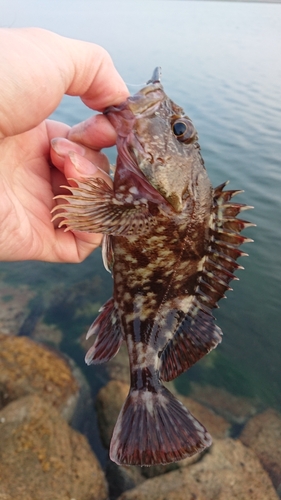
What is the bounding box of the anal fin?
[159,308,222,382]
[85,297,123,365]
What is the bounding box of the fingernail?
[51,138,86,157]
[68,151,99,174]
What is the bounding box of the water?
[1,0,281,445]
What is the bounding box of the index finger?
[67,113,117,149]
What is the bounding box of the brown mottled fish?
[52,68,253,466]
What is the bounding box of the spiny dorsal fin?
[197,182,254,311]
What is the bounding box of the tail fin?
[109,385,211,466]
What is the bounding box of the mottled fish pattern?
[52,68,253,466]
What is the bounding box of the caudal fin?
[109,385,211,466]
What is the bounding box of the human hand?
[0,27,129,262]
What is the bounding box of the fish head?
[105,68,209,212]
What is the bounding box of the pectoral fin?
[52,177,154,235]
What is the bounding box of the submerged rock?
[0,284,35,335]
[117,438,279,500]
[240,408,281,494]
[106,461,145,500]
[0,333,79,421]
[176,394,231,439]
[188,382,259,423]
[96,379,129,449]
[31,321,63,348]
[106,345,130,384]
[0,394,108,500]
[117,470,205,500]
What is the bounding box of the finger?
[51,151,112,227]
[51,151,112,211]
[51,168,67,198]
[52,151,113,259]
[45,119,71,139]
[53,227,103,263]
[50,137,110,174]
[0,28,129,137]
[67,114,117,149]
[64,151,112,187]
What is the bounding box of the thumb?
[0,27,129,137]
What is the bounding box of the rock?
[189,382,258,423]
[0,284,35,335]
[67,356,93,430]
[0,333,79,421]
[32,321,63,347]
[0,394,108,500]
[177,394,230,439]
[188,438,278,499]
[240,408,281,493]
[106,344,130,384]
[116,468,207,500]
[106,462,145,500]
[96,379,129,448]
[117,438,279,500]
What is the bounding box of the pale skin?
[0,27,129,262]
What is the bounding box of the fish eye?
[173,121,186,136]
[172,118,196,144]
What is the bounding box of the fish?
[52,67,253,467]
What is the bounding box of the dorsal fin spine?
[194,184,253,311]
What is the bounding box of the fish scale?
[52,68,253,466]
